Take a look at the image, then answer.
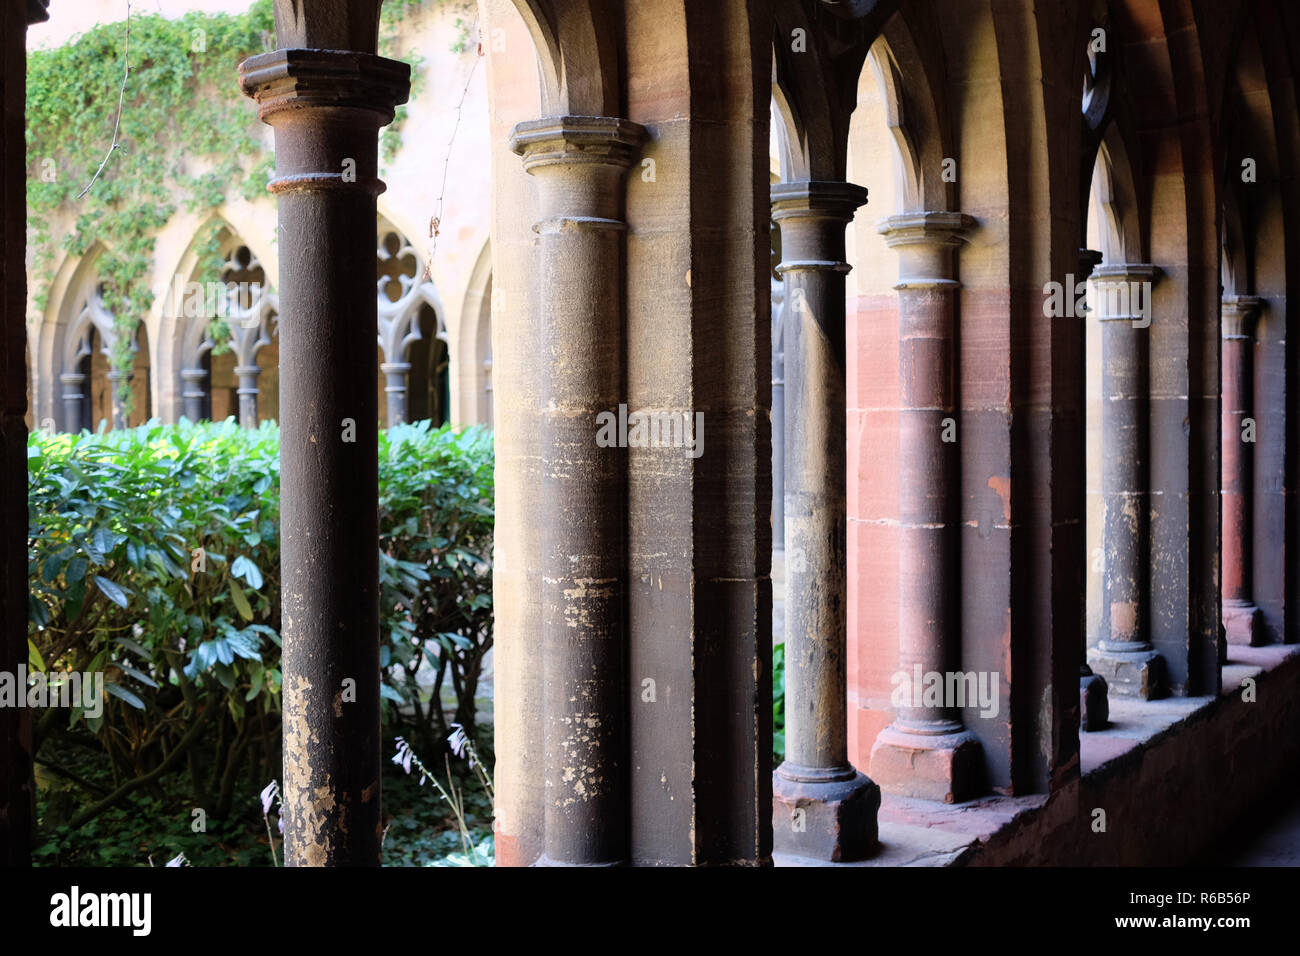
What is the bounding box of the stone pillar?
[510,116,643,866]
[1221,295,1264,646]
[181,367,206,423]
[234,363,260,428]
[107,368,127,430]
[240,45,409,867]
[1087,263,1164,698]
[770,180,879,860]
[771,280,786,553]
[59,371,85,433]
[381,361,410,427]
[1078,249,1108,731]
[869,211,984,804]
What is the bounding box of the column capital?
[770,180,868,224]
[380,361,412,377]
[1090,262,1160,286]
[509,116,645,173]
[239,49,410,122]
[26,0,49,25]
[59,371,85,387]
[239,49,410,198]
[877,210,975,247]
[1092,263,1160,324]
[877,211,975,289]
[1221,294,1264,340]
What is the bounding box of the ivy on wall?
[26,0,459,416]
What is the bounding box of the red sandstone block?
[848,410,899,517]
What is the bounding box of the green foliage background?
[27,419,494,864]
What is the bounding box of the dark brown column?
[240,45,409,866]
[869,211,984,804]
[0,0,48,867]
[1221,295,1264,646]
[770,180,879,861]
[1087,263,1164,698]
[511,116,643,866]
[1078,248,1109,731]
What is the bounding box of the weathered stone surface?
[1087,645,1164,700]
[772,768,880,862]
[869,726,985,805]
[1080,673,1109,732]
[241,45,409,867]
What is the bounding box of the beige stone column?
[511,115,644,866]
[770,180,879,862]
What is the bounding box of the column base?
[772,763,880,862]
[868,724,984,804]
[1087,643,1164,699]
[1080,671,1109,732]
[1223,601,1264,647]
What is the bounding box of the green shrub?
[27,418,493,832]
[378,420,494,748]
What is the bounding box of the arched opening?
[177,233,279,427]
[375,216,448,427]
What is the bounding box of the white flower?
[393,736,414,775]
[448,723,475,768]
[165,852,187,867]
[260,780,279,815]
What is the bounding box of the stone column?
[59,371,85,433]
[381,361,410,427]
[510,116,643,866]
[1077,249,1109,731]
[1087,263,1164,698]
[770,180,879,860]
[1221,295,1264,646]
[107,368,128,430]
[234,364,260,428]
[240,46,409,866]
[869,211,984,804]
[181,368,206,423]
[771,279,786,554]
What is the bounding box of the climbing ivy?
[26,0,457,416]
[26,1,277,418]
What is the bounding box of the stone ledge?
[778,643,1300,866]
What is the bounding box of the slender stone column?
[234,363,260,428]
[869,211,984,804]
[181,368,206,423]
[770,180,879,860]
[771,280,786,553]
[510,116,643,866]
[1078,249,1109,731]
[240,47,409,866]
[59,371,85,433]
[381,361,410,427]
[107,369,127,430]
[1087,263,1164,698]
[1221,295,1264,646]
